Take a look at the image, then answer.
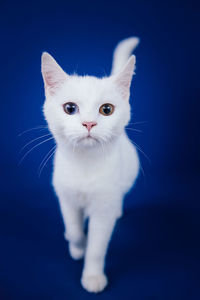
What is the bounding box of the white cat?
[41,37,140,293]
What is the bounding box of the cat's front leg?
[81,213,117,293]
[59,199,86,260]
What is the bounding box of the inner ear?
[113,55,136,100]
[41,52,68,96]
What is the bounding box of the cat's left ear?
[113,55,136,100]
[41,52,68,96]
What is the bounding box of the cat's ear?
[41,52,68,96]
[113,55,136,100]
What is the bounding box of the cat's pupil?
[64,102,78,115]
[103,105,111,114]
[66,103,76,114]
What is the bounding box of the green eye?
[63,102,79,115]
[99,103,114,116]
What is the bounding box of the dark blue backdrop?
[0,0,200,299]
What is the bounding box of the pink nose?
[82,121,97,131]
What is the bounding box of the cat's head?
[41,52,135,149]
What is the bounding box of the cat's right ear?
[41,52,68,96]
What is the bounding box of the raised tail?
[111,37,140,75]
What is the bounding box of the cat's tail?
[111,37,140,75]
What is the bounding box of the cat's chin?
[77,136,100,148]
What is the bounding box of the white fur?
[41,37,140,293]
[111,37,139,75]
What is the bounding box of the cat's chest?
[54,149,119,193]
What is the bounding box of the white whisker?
[20,133,52,153]
[130,140,151,164]
[128,121,148,126]
[18,125,48,137]
[99,140,105,158]
[126,128,142,133]
[38,147,56,177]
[38,145,56,177]
[18,136,54,165]
[139,161,146,179]
[72,140,78,153]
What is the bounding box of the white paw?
[69,243,85,260]
[81,274,108,293]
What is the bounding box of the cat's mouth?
[86,134,93,139]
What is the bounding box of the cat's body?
[41,37,140,293]
[53,131,138,218]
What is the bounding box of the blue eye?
[63,102,79,115]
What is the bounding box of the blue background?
[0,0,200,299]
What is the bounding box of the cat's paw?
[81,273,108,293]
[69,243,85,260]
